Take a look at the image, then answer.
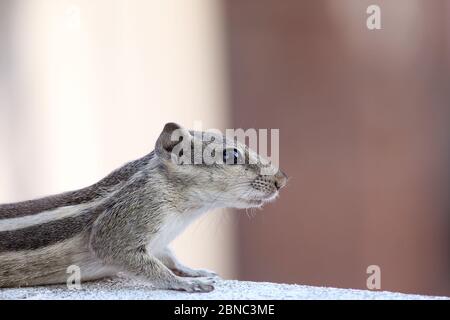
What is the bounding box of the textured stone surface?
[1,277,448,300]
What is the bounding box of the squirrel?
[0,123,287,292]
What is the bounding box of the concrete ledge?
[0,278,448,300]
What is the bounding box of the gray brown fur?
[0,123,287,292]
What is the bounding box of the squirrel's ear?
[155,122,191,160]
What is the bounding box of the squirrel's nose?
[274,170,288,190]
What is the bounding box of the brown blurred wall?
[225,0,450,295]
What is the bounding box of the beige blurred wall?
[0,0,236,278]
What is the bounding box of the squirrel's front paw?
[171,267,219,279]
[188,269,219,278]
[161,277,215,293]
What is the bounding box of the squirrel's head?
[155,122,287,209]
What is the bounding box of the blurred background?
[0,0,449,296]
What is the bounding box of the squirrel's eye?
[223,148,240,165]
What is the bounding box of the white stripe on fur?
[0,203,90,232]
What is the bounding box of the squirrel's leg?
[157,247,219,278]
[90,213,214,293]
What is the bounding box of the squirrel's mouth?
[243,199,265,206]
[240,191,278,207]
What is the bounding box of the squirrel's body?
[0,123,287,292]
